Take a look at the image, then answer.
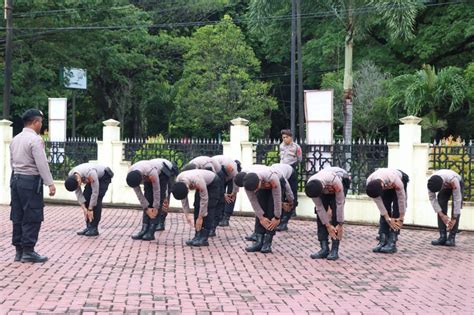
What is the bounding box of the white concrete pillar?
[97,119,123,204]
[388,115,422,224]
[0,120,13,205]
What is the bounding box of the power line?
[0,0,467,31]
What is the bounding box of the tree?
[388,64,468,141]
[170,15,277,139]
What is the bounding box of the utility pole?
[296,0,304,141]
[290,0,296,136]
[3,0,13,119]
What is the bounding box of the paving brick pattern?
[0,205,472,314]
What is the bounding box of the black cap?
[427,175,443,192]
[64,175,79,191]
[305,179,323,198]
[126,170,142,187]
[22,109,44,124]
[172,182,188,200]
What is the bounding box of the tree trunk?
[343,25,354,144]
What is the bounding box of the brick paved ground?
[0,205,472,314]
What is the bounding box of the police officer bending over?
[64,163,114,236]
[10,109,56,263]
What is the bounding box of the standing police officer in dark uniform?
[10,109,56,263]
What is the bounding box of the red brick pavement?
[0,205,472,314]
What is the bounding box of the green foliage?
[170,15,277,139]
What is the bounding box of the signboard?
[60,67,87,90]
[304,89,333,144]
[48,98,67,142]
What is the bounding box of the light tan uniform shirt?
[129,160,167,210]
[68,163,107,208]
[244,166,283,219]
[366,168,406,216]
[280,142,302,165]
[188,156,222,174]
[212,155,239,193]
[308,170,345,225]
[428,169,463,216]
[176,169,217,217]
[269,163,295,202]
[10,127,54,185]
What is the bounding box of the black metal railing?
[430,144,473,201]
[255,140,389,194]
[123,138,223,168]
[45,139,98,180]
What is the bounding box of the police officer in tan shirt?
[10,109,56,263]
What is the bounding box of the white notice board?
[304,90,333,144]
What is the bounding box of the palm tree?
[248,0,420,143]
[389,64,467,140]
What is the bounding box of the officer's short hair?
[234,172,247,187]
[126,170,142,187]
[427,175,443,192]
[64,175,79,191]
[235,160,242,173]
[172,182,188,200]
[181,163,197,171]
[305,179,323,198]
[366,179,383,198]
[243,173,260,191]
[22,109,44,125]
[281,129,292,137]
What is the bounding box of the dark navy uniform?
[10,109,55,263]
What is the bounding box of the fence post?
[0,119,13,205]
[388,115,423,225]
[96,119,123,204]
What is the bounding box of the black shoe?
[21,250,48,263]
[192,229,210,247]
[155,213,167,231]
[431,229,447,246]
[245,234,264,252]
[85,227,99,237]
[245,232,257,242]
[142,224,157,241]
[310,240,330,259]
[186,231,199,246]
[445,232,456,247]
[14,246,22,262]
[372,233,387,252]
[380,232,397,253]
[327,240,340,260]
[132,224,149,240]
[275,222,288,232]
[76,227,89,236]
[260,234,274,254]
[218,214,230,227]
[209,228,216,237]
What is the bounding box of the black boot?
[21,248,48,263]
[245,232,257,242]
[372,233,387,252]
[209,227,217,237]
[219,213,230,227]
[85,226,99,236]
[327,240,340,260]
[445,231,456,247]
[155,213,167,231]
[275,214,289,232]
[14,246,22,262]
[142,224,156,241]
[380,232,397,253]
[431,227,447,246]
[245,234,264,252]
[260,234,274,254]
[132,223,149,240]
[310,240,330,259]
[192,229,210,247]
[76,222,90,235]
[186,231,199,246]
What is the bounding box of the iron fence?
[255,140,389,194]
[45,139,98,180]
[430,144,473,201]
[123,138,223,168]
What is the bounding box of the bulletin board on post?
[304,89,334,144]
[48,98,67,142]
